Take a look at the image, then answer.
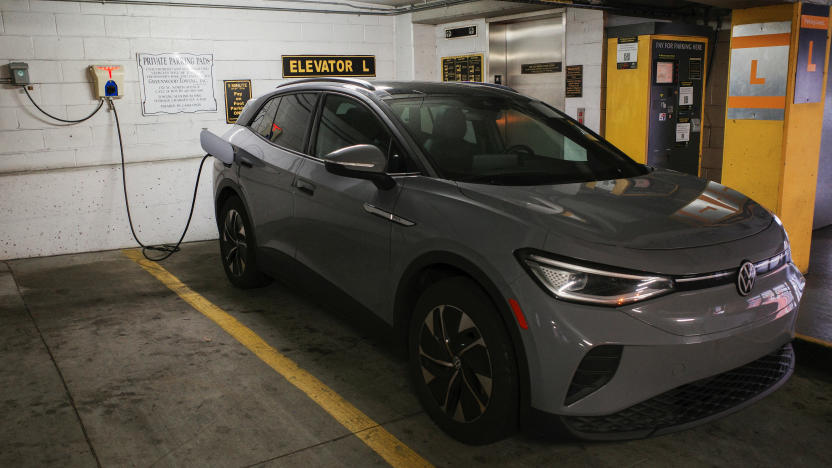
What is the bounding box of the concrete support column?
[721,3,831,272]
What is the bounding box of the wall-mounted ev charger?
[89,65,125,99]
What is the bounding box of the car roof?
[275,78,518,98]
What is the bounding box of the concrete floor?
[2,241,831,467]
[797,226,832,344]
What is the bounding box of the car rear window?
[249,93,317,153]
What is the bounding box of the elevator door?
[489,16,564,109]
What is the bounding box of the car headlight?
[520,253,674,306]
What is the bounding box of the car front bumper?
[512,261,804,437]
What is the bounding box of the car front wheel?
[409,276,518,444]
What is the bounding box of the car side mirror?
[200,129,234,165]
[323,144,396,190]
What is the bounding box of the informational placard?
[794,4,829,104]
[727,21,791,120]
[137,53,216,116]
[521,62,562,74]
[565,65,583,98]
[617,37,638,69]
[445,25,477,39]
[224,80,251,124]
[441,54,483,82]
[688,57,703,80]
[679,86,694,106]
[675,122,691,142]
[282,55,375,77]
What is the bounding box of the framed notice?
[617,37,638,69]
[137,53,216,116]
[282,55,375,78]
[441,54,483,82]
[521,62,562,74]
[224,80,252,124]
[565,65,583,98]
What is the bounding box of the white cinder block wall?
[564,8,604,134]
[0,0,396,259]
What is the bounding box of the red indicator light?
[272,123,282,132]
[508,298,528,330]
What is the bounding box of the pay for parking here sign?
[282,55,376,78]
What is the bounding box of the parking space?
[2,241,830,467]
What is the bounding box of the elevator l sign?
[727,21,791,120]
[794,4,829,104]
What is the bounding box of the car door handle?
[294,179,315,196]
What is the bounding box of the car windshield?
[386,94,648,185]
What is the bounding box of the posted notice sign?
[137,53,216,115]
[224,80,252,124]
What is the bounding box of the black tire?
[408,276,518,445]
[218,196,270,289]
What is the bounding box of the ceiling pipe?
[42,0,485,16]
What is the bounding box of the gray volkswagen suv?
[201,79,804,444]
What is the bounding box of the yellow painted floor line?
[796,333,832,349]
[122,249,433,468]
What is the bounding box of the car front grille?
[562,343,794,439]
[674,251,789,291]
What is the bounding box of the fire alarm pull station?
[89,65,125,98]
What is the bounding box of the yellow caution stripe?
[122,249,432,468]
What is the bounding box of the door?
[293,93,403,313]
[237,92,318,262]
[489,16,565,109]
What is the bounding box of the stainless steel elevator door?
[489,16,565,109]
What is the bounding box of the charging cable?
[109,98,210,261]
[21,84,209,261]
[23,86,104,123]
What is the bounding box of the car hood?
[457,169,773,250]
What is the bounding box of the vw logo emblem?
[737,261,756,296]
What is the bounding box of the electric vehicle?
[202,79,804,444]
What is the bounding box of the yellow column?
[605,35,652,164]
[721,3,830,272]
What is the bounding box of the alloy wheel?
[418,304,493,423]
[222,208,247,277]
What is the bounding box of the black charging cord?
[109,98,210,261]
[23,86,104,123]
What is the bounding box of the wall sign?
[441,54,483,82]
[137,53,216,116]
[282,55,375,78]
[794,4,829,104]
[445,25,477,39]
[617,37,638,69]
[727,21,791,120]
[224,80,251,124]
[521,62,562,74]
[565,65,583,98]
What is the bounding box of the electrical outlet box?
[89,64,125,98]
[9,62,30,86]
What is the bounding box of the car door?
[292,92,406,313]
[237,92,318,266]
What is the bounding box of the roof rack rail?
[460,81,518,93]
[276,77,376,91]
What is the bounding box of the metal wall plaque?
[441,54,483,82]
[445,25,477,39]
[282,55,375,78]
[224,80,251,124]
[137,53,216,116]
[521,61,562,74]
[727,21,791,120]
[565,65,583,98]
[794,4,829,104]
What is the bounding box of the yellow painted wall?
[605,36,651,163]
[720,2,829,272]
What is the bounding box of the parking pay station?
[605,23,711,176]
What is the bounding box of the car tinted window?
[315,94,391,158]
[270,93,317,152]
[250,97,279,140]
[387,95,645,185]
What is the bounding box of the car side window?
[271,93,317,152]
[250,97,279,140]
[315,94,391,158]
